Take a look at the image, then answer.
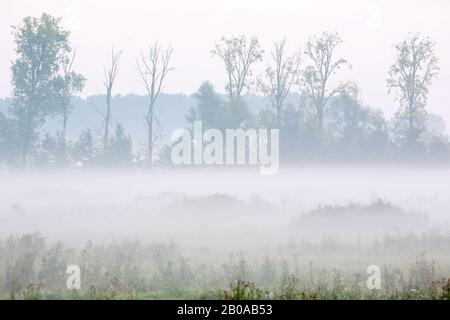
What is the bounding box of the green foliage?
[1,20,449,167]
[387,34,439,147]
[278,276,301,300]
[1,233,46,299]
[0,112,18,163]
[328,89,389,158]
[10,13,71,163]
[187,81,224,129]
[36,132,63,166]
[102,123,133,166]
[259,255,277,287]
[0,231,449,300]
[221,281,265,300]
[188,82,250,130]
[303,31,350,132]
[71,129,97,165]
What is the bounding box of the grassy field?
[1,230,450,300]
[1,172,450,301]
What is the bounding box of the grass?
[1,231,450,300]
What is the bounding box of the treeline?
[0,13,449,168]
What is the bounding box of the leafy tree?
[36,132,61,166]
[212,35,263,128]
[0,112,17,164]
[421,132,449,160]
[71,129,97,165]
[328,88,388,158]
[358,108,389,159]
[387,34,439,147]
[280,104,304,160]
[221,98,251,129]
[426,113,446,136]
[104,123,133,165]
[258,39,301,127]
[212,35,263,102]
[187,81,249,131]
[252,107,278,130]
[10,13,70,163]
[303,31,350,134]
[186,81,224,129]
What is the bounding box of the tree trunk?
[276,103,282,129]
[147,104,154,167]
[103,94,111,152]
[317,107,324,133]
[61,108,68,163]
[408,99,416,145]
[21,115,33,165]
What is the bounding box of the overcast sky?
[0,0,449,124]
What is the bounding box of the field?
[0,167,450,300]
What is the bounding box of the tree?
[71,129,96,165]
[303,31,350,134]
[387,34,439,145]
[186,81,223,129]
[212,35,263,105]
[328,88,365,148]
[0,112,17,164]
[105,123,133,165]
[426,113,446,136]
[137,42,173,166]
[102,48,122,153]
[53,50,86,163]
[328,88,388,158]
[258,39,301,127]
[37,132,60,166]
[10,13,70,163]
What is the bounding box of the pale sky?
[1,0,449,124]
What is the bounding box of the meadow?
[0,167,449,300]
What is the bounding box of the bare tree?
[258,39,301,127]
[303,31,350,133]
[387,34,439,140]
[212,35,263,104]
[102,48,122,152]
[54,49,86,161]
[137,42,173,166]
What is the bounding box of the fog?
[1,1,450,299]
[1,166,449,244]
[1,166,450,299]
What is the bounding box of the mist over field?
[1,0,450,300]
[1,166,450,299]
[1,167,450,244]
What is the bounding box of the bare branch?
[137,42,173,166]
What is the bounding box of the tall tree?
[212,35,263,104]
[258,39,301,127]
[186,81,223,130]
[53,49,86,162]
[11,13,70,163]
[387,34,439,144]
[303,31,350,134]
[137,42,173,166]
[102,48,122,153]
